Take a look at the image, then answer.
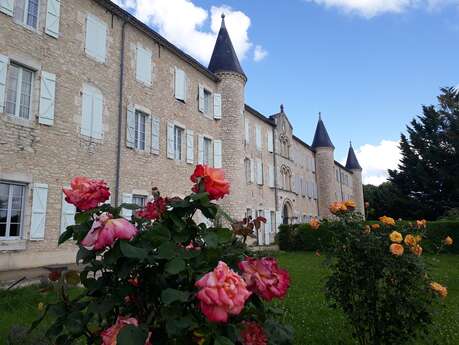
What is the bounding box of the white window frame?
[5,63,34,120]
[134,109,147,150]
[0,181,26,240]
[174,125,184,161]
[132,194,147,208]
[14,0,40,30]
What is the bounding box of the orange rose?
[443,236,453,246]
[329,201,347,214]
[309,218,320,230]
[190,165,230,201]
[344,200,356,210]
[389,231,403,243]
[404,234,416,247]
[416,219,427,229]
[390,243,404,256]
[410,245,423,256]
[63,176,110,211]
[430,282,447,299]
[371,224,380,230]
[379,216,395,226]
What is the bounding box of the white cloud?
[306,0,459,17]
[253,45,268,62]
[112,0,265,64]
[342,140,401,185]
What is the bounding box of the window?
[81,84,103,139]
[280,135,289,158]
[5,64,33,119]
[136,45,152,85]
[0,182,25,239]
[132,195,146,208]
[134,110,147,150]
[244,158,251,184]
[203,137,212,165]
[203,89,211,114]
[280,166,292,191]
[174,67,186,101]
[14,0,39,29]
[174,126,184,160]
[85,15,107,63]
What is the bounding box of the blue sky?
[113,0,459,184]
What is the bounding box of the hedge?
[277,221,459,254]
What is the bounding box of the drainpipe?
[115,20,127,206]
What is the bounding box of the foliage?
[278,220,459,254]
[324,210,449,345]
[33,166,293,345]
[388,87,459,220]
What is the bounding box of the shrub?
[33,165,293,345]
[278,220,459,254]
[324,207,450,345]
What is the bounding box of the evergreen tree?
[388,87,459,219]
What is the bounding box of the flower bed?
[33,165,293,345]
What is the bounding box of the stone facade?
[0,0,364,273]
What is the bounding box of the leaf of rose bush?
[215,335,234,345]
[161,288,190,305]
[165,316,197,337]
[120,203,141,210]
[157,241,177,259]
[117,325,148,345]
[120,240,148,259]
[165,257,186,275]
[58,227,74,245]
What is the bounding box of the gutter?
[115,20,127,206]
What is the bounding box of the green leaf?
[215,335,234,345]
[117,325,148,345]
[214,228,233,243]
[158,242,177,259]
[120,240,148,259]
[165,257,186,275]
[203,232,219,248]
[165,316,197,337]
[161,288,190,304]
[76,247,94,264]
[58,227,74,245]
[75,212,91,224]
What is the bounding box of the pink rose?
[136,197,167,220]
[63,176,110,211]
[238,257,290,301]
[195,261,251,323]
[81,213,138,251]
[101,316,151,345]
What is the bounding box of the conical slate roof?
[311,115,334,149]
[208,14,246,77]
[345,143,362,170]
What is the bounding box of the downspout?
[115,20,127,206]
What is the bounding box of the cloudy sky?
[112,0,459,185]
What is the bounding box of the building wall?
[0,0,364,272]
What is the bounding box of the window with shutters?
[174,67,186,102]
[203,137,212,166]
[174,125,184,161]
[132,195,146,207]
[5,63,34,119]
[203,89,211,114]
[134,109,147,150]
[136,45,152,85]
[81,84,103,139]
[244,158,251,184]
[0,182,25,239]
[14,0,39,29]
[85,15,107,63]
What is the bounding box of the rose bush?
[33,165,293,345]
[323,203,452,345]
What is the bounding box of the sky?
[112,0,459,185]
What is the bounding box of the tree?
[388,87,459,220]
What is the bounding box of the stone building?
[0,0,363,273]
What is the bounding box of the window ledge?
[1,113,35,128]
[0,239,27,252]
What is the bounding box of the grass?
[0,253,458,344]
[274,252,459,345]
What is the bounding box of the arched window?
[279,135,289,158]
[280,165,292,191]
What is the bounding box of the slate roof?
[208,14,246,77]
[311,116,335,149]
[345,144,362,170]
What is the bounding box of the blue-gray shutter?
[213,139,222,168]
[167,122,174,159]
[213,93,222,119]
[30,184,48,240]
[150,115,160,154]
[0,54,8,113]
[126,105,135,148]
[39,71,56,126]
[198,85,205,112]
[45,0,61,38]
[0,0,14,16]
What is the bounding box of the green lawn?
[0,253,458,344]
[274,252,459,345]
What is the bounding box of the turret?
[209,14,246,219]
[345,142,365,216]
[312,114,336,218]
